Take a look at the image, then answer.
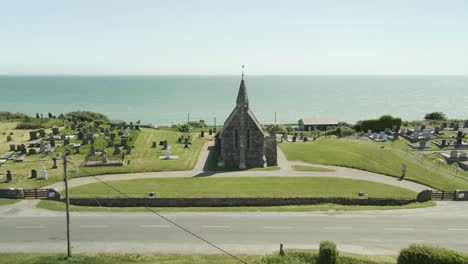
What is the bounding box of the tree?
[424,112,447,121]
[36,113,40,119]
[48,112,53,118]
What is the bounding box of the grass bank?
[0,198,18,206]
[65,177,417,199]
[280,137,468,190]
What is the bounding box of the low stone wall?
[0,188,24,199]
[69,197,416,207]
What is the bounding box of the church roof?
[236,79,249,107]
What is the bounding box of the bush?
[177,124,193,132]
[66,111,109,123]
[424,112,447,121]
[356,115,402,133]
[318,241,338,264]
[398,244,468,264]
[0,111,27,120]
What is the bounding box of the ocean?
[0,75,466,125]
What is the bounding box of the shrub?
[398,244,468,264]
[318,241,338,264]
[424,112,447,121]
[177,124,193,132]
[356,115,402,132]
[66,111,109,123]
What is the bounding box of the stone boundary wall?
[69,197,416,207]
[0,188,24,199]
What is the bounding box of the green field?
[0,123,204,188]
[280,137,468,190]
[66,177,416,198]
[37,199,435,212]
[292,165,336,172]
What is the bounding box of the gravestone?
[454,123,459,131]
[9,144,15,151]
[52,157,58,169]
[113,146,121,155]
[118,131,124,136]
[6,135,12,142]
[421,125,426,130]
[50,137,56,147]
[163,140,168,150]
[31,169,37,179]
[121,137,128,146]
[441,139,447,146]
[393,132,399,140]
[178,137,182,144]
[40,141,46,153]
[299,132,304,140]
[75,147,80,154]
[434,127,440,134]
[110,133,116,140]
[465,120,468,128]
[52,127,59,135]
[209,129,213,136]
[107,140,114,147]
[90,145,96,156]
[77,131,84,140]
[201,131,205,138]
[6,170,12,182]
[292,136,297,142]
[64,138,70,145]
[152,141,157,148]
[449,123,455,128]
[450,151,458,158]
[60,134,65,140]
[40,166,48,180]
[29,131,38,140]
[126,145,131,154]
[304,137,308,142]
[442,123,447,129]
[420,139,426,147]
[457,132,463,145]
[184,138,189,145]
[184,143,189,149]
[28,149,36,155]
[38,129,46,138]
[102,149,108,163]
[87,133,93,140]
[400,128,406,135]
[20,145,27,155]
[283,133,288,140]
[367,130,372,136]
[82,138,88,145]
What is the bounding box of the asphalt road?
[1,201,468,255]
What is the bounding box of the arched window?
[234,129,239,149]
[247,129,251,149]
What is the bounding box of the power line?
[67,161,249,264]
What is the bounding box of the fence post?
[34,189,37,199]
[441,191,445,200]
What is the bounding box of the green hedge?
[398,244,468,264]
[356,115,401,133]
[318,241,338,264]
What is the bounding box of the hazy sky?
[1,0,467,75]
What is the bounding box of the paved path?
[1,201,467,255]
[47,142,431,192]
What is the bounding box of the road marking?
[383,228,414,231]
[324,227,352,230]
[140,225,170,228]
[448,228,468,231]
[202,225,231,228]
[79,225,109,228]
[264,226,292,229]
[16,226,45,229]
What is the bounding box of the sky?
[1,0,467,75]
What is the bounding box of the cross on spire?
[241,65,245,80]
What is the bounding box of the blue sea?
[0,76,467,125]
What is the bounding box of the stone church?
[216,73,277,169]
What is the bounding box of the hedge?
[398,244,468,264]
[356,115,402,133]
[318,241,338,264]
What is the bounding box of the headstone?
[60,134,65,140]
[413,132,420,139]
[379,131,385,139]
[50,137,56,147]
[184,138,189,145]
[71,123,77,130]
[460,152,467,159]
[178,137,182,144]
[28,149,36,155]
[90,145,96,156]
[450,151,458,158]
[449,123,455,128]
[441,139,446,146]
[442,122,447,129]
[38,129,46,138]
[87,133,93,140]
[6,135,12,142]
[125,128,130,137]
[6,170,12,182]
[82,138,88,145]
[107,140,114,147]
[152,141,157,148]
[20,145,27,155]
[209,129,213,136]
[102,149,108,163]
[292,136,297,142]
[464,120,468,128]
[400,128,406,135]
[52,127,59,135]
[40,166,48,180]
[457,137,462,145]
[283,133,288,140]
[77,131,84,140]
[421,125,426,130]
[454,123,459,131]
[299,132,304,140]
[163,140,168,150]
[52,157,58,169]
[165,146,171,159]
[75,147,80,154]
[31,169,37,179]
[110,133,116,140]
[29,131,38,140]
[9,144,15,151]
[40,141,46,153]
[121,137,128,146]
[113,146,121,155]
[367,130,372,136]
[303,137,308,142]
[184,143,189,149]
[434,127,440,134]
[383,134,388,141]
[384,128,390,133]
[64,138,70,145]
[126,145,131,154]
[420,139,426,147]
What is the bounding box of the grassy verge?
[292,165,336,172]
[65,177,417,198]
[280,137,468,190]
[0,253,257,264]
[36,200,435,213]
[0,198,18,206]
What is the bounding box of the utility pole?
[275,112,277,125]
[63,153,72,258]
[214,116,216,132]
[187,113,190,124]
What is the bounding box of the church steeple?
[236,65,249,108]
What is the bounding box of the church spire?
[236,65,249,107]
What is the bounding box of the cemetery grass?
[0,253,258,264]
[37,199,435,212]
[292,165,336,172]
[0,125,204,189]
[279,137,468,191]
[64,177,417,199]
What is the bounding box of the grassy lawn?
[37,199,435,212]
[280,137,468,190]
[292,165,336,172]
[65,177,417,199]
[0,123,204,188]
[0,198,18,206]
[0,253,257,264]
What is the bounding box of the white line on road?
[264,226,292,229]
[140,225,170,228]
[79,225,109,228]
[448,228,468,231]
[324,227,352,230]
[16,226,45,229]
[202,225,231,228]
[383,228,415,231]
